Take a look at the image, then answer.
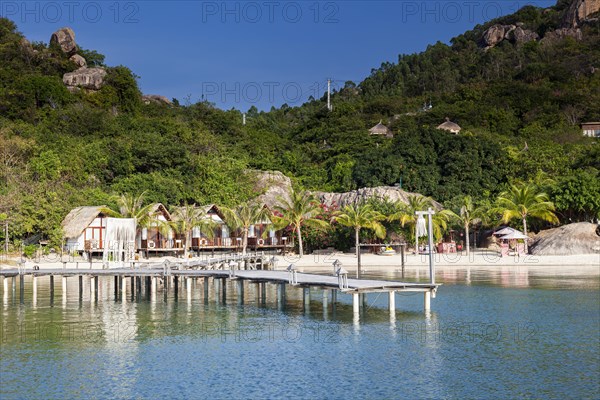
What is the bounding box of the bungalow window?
[249,225,256,238]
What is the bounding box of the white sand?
[1,250,598,275]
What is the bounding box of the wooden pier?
[0,255,439,317]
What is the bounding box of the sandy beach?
[1,250,598,275]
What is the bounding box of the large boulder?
[69,54,87,69]
[482,24,506,48]
[314,186,442,209]
[530,222,600,255]
[511,27,540,44]
[249,170,292,208]
[50,27,77,55]
[63,67,106,91]
[541,27,583,44]
[142,95,172,105]
[562,0,600,28]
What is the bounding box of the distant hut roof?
[369,120,393,136]
[437,118,461,134]
[61,206,106,239]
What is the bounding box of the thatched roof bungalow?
[437,118,461,134]
[369,121,393,138]
[62,206,107,252]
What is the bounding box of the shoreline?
[1,250,598,274]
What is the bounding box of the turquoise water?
[1,268,599,399]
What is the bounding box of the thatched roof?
[62,206,106,239]
[437,118,461,134]
[530,222,600,256]
[369,121,392,136]
[149,203,171,221]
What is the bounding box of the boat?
[378,246,396,256]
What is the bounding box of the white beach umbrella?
[494,227,517,236]
[500,231,529,240]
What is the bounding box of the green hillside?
[1,0,599,246]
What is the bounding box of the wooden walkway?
[0,255,439,314]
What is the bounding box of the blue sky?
[4,0,555,110]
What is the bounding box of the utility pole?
[242,113,246,125]
[327,79,331,111]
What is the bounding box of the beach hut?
[62,206,108,253]
[188,204,229,248]
[437,118,462,134]
[139,203,173,251]
[369,121,393,138]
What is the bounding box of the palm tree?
[448,196,486,256]
[388,194,432,251]
[389,194,453,251]
[103,192,158,226]
[170,204,216,258]
[494,182,559,253]
[220,201,272,256]
[272,189,329,257]
[101,192,166,237]
[333,203,386,278]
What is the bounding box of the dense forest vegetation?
[1,0,599,248]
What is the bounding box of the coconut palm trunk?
[464,222,470,257]
[355,227,361,278]
[296,225,304,257]
[242,227,249,256]
[184,231,191,258]
[522,217,528,253]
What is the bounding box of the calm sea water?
[1,267,599,399]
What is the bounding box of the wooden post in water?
[49,275,54,304]
[221,278,227,303]
[121,276,127,300]
[322,289,329,320]
[424,291,431,312]
[237,280,244,305]
[203,277,209,303]
[88,276,94,303]
[303,288,310,314]
[19,274,24,304]
[78,275,83,301]
[32,275,37,306]
[94,276,99,302]
[277,283,285,311]
[3,276,8,295]
[352,293,360,315]
[388,291,395,313]
[62,276,67,302]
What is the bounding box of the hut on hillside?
[437,118,462,134]
[62,206,108,253]
[369,121,393,138]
